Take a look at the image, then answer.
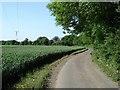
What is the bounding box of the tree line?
[0,35,86,46]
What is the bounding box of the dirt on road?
[48,49,118,88]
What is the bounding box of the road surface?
[55,49,118,88]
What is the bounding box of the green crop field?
[2,45,83,89]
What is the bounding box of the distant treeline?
[0,35,87,46]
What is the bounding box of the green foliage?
[48,40,54,45]
[20,38,29,45]
[52,36,60,42]
[52,36,62,45]
[47,2,85,34]
[47,2,120,82]
[1,40,19,45]
[61,35,75,46]
[33,37,49,45]
[73,35,83,46]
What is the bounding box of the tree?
[47,2,120,34]
[1,40,19,45]
[61,35,75,46]
[33,37,49,45]
[28,40,33,45]
[73,35,84,46]
[20,38,29,45]
[49,40,54,45]
[47,2,120,81]
[52,36,60,42]
[47,2,85,34]
[52,36,62,45]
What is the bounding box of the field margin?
[91,51,119,84]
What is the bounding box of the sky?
[1,2,66,41]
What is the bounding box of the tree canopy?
[47,2,120,81]
[34,37,49,45]
[47,2,120,34]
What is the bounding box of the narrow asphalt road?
[55,49,118,88]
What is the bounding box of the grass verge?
[92,54,119,83]
[12,48,87,89]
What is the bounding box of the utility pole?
[15,31,19,41]
[15,1,19,41]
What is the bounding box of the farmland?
[2,45,83,89]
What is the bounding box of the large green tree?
[47,2,120,81]
[47,2,85,34]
